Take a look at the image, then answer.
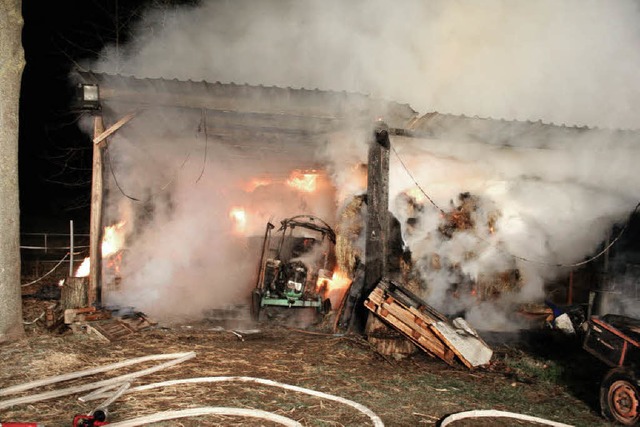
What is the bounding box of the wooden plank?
[380,309,454,364]
[366,279,494,369]
[93,111,139,145]
[430,321,493,369]
[365,296,452,363]
[87,319,135,342]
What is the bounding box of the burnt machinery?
[251,215,335,321]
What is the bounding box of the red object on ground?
[72,414,109,427]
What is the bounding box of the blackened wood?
[364,123,390,294]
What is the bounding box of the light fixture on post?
[76,83,101,111]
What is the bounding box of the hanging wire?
[104,141,140,201]
[103,138,193,202]
[390,143,640,268]
[512,201,639,268]
[21,253,70,287]
[390,144,445,215]
[195,109,209,183]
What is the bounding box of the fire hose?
[81,376,384,427]
[0,352,384,426]
[439,409,574,427]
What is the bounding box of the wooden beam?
[88,116,105,306]
[93,111,139,146]
[364,123,390,294]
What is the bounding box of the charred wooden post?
[364,122,390,294]
[349,123,391,333]
[89,116,105,306]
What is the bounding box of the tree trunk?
[62,277,89,310]
[0,0,25,343]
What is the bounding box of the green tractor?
[251,215,335,322]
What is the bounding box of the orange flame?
[75,257,91,277]
[287,170,318,193]
[102,221,126,257]
[317,269,352,308]
[230,207,247,234]
[74,221,126,277]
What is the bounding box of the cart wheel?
[601,368,640,425]
[250,291,262,322]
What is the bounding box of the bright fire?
[102,221,126,257]
[318,269,352,307]
[287,170,318,193]
[74,221,126,277]
[75,257,91,277]
[229,207,247,234]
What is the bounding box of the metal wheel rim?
[609,379,640,424]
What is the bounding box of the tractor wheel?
[600,368,640,425]
[250,291,262,322]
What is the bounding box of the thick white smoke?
[85,0,640,326]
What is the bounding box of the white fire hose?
[0,352,384,426]
[439,409,574,427]
[82,376,384,427]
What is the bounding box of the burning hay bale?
[399,190,522,310]
[438,192,480,238]
[335,194,367,276]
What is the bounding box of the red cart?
[583,314,640,425]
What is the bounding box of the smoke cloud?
[84,0,640,327]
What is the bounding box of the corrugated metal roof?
[73,69,639,144]
[404,111,640,146]
[72,69,418,130]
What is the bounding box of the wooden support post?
[89,116,105,306]
[364,122,390,294]
[354,122,391,335]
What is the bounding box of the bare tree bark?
[0,0,25,343]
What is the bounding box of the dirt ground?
[0,295,616,427]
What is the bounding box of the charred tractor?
[251,215,335,322]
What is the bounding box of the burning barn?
[72,69,417,321]
[72,69,640,332]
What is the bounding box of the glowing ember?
[287,170,318,193]
[230,207,247,234]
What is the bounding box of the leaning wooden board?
[365,278,493,369]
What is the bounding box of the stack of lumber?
[364,278,493,369]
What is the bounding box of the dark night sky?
[20,3,115,232]
[19,1,195,232]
